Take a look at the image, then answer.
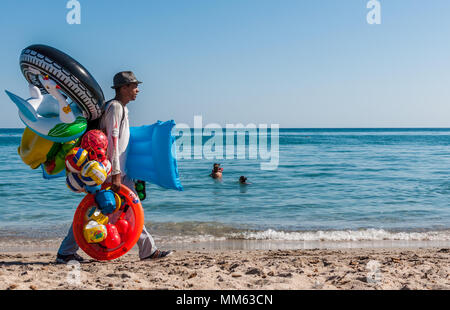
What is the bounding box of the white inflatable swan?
[5,76,87,142]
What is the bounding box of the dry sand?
[0,247,449,290]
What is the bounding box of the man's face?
[122,82,140,101]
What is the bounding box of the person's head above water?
[210,163,223,178]
[213,163,223,172]
[239,176,248,184]
[112,71,142,105]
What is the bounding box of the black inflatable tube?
[20,44,105,120]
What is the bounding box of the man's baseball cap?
[111,71,142,89]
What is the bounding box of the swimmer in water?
[239,176,251,184]
[210,163,223,179]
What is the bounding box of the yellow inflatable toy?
[18,127,54,169]
[83,221,107,244]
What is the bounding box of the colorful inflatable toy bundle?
[6,44,182,260]
[65,130,111,193]
[73,183,144,260]
[81,188,130,250]
[8,44,105,178]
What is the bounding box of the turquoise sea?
[1,128,450,249]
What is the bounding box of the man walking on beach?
[56,71,172,263]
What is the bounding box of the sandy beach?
[0,247,448,290]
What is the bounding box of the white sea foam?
[157,234,228,243]
[153,228,450,244]
[229,229,450,242]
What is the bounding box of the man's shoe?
[56,253,85,264]
[142,249,173,260]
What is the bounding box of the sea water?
[1,128,450,249]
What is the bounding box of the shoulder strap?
[104,100,126,139]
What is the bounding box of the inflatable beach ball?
[90,147,107,162]
[81,160,107,186]
[81,130,108,159]
[66,172,86,193]
[65,147,89,173]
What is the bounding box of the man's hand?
[111,173,121,193]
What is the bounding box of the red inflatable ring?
[73,184,144,261]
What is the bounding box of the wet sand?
[0,247,448,290]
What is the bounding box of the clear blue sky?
[1,0,450,128]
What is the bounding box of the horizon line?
[4,127,450,130]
